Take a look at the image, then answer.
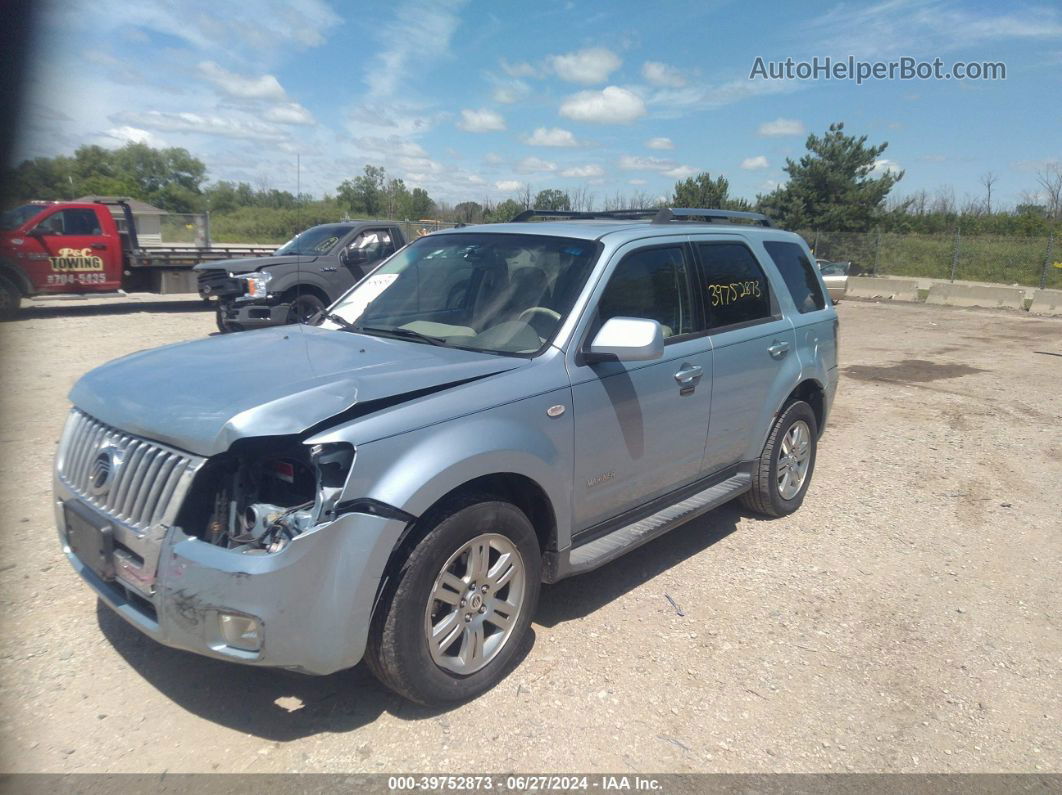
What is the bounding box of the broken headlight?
[180,441,355,553]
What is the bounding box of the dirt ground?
[0,295,1059,774]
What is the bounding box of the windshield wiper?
[355,325,448,346]
[320,312,358,330]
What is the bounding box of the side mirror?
[586,317,665,362]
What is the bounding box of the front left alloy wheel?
[366,497,541,705]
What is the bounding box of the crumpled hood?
[69,325,522,457]
[193,255,319,274]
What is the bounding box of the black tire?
[215,304,241,333]
[286,291,326,324]
[740,400,818,517]
[365,496,541,705]
[0,275,21,321]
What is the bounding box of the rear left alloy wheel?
[366,497,541,705]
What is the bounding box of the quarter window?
[764,241,826,313]
[595,246,697,340]
[697,243,772,328]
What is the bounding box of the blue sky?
[20,0,1062,208]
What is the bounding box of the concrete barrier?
[925,283,1025,310]
[1029,289,1062,316]
[845,276,920,302]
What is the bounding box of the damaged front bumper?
[55,477,409,675]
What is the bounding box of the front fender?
[326,387,575,547]
[265,267,334,301]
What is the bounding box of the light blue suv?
[55,208,838,704]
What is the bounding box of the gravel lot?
[0,295,1059,774]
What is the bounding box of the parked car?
[55,207,839,704]
[816,258,851,302]
[195,221,406,331]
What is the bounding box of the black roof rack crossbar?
[509,208,661,222]
[652,207,772,226]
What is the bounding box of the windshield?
[322,232,600,355]
[1,204,46,231]
[274,224,353,256]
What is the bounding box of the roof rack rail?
[509,208,661,222]
[652,207,773,227]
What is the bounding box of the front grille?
[196,269,241,297]
[57,410,205,532]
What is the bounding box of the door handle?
[767,340,790,358]
[320,266,337,272]
[90,243,107,250]
[674,364,704,385]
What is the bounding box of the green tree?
[407,187,435,219]
[758,122,904,232]
[671,172,750,210]
[488,198,523,222]
[337,165,387,216]
[453,201,484,223]
[533,188,571,211]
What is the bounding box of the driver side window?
[350,229,395,261]
[595,246,697,340]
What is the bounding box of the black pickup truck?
[196,221,406,332]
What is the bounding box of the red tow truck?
[0,199,274,319]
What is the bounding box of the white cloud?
[500,58,539,78]
[104,125,165,147]
[550,47,622,84]
[642,61,686,87]
[628,178,647,185]
[352,136,429,158]
[516,156,557,173]
[457,108,507,132]
[496,179,524,191]
[619,154,673,171]
[263,102,315,125]
[560,164,604,178]
[645,136,674,150]
[364,0,467,99]
[524,127,580,147]
[492,79,530,104]
[198,61,287,100]
[109,110,288,141]
[805,0,1062,60]
[758,118,805,137]
[50,0,341,53]
[741,155,769,170]
[559,86,646,124]
[617,155,698,180]
[484,152,504,165]
[872,158,903,175]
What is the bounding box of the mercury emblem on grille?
[89,447,122,497]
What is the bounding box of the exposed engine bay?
[176,440,354,553]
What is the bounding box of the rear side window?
[764,241,826,313]
[696,243,772,329]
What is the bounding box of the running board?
[563,473,751,577]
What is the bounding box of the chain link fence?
[803,228,1060,290]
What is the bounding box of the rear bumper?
[56,481,409,675]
